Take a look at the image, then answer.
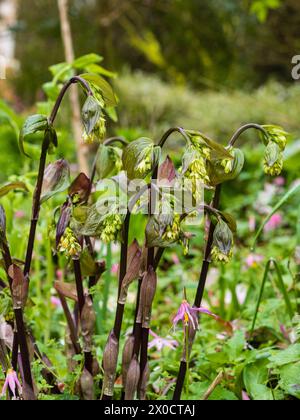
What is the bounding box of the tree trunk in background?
[0,0,18,70]
[57,0,89,175]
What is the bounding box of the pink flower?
[245,254,264,269]
[1,369,22,398]
[264,213,283,232]
[274,177,285,187]
[242,391,250,401]
[111,264,119,275]
[171,254,180,265]
[14,211,25,219]
[148,330,178,351]
[56,270,63,280]
[173,300,217,331]
[51,296,62,308]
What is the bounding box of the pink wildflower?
[14,211,25,219]
[264,213,283,232]
[111,264,119,275]
[245,254,264,269]
[248,216,256,233]
[242,391,251,400]
[148,330,178,351]
[171,254,180,265]
[1,369,22,398]
[274,177,285,187]
[173,300,217,331]
[51,296,62,308]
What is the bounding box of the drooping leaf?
[54,281,78,302]
[19,114,49,157]
[81,96,102,135]
[0,182,28,198]
[80,73,118,107]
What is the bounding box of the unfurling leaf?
[81,296,96,353]
[41,159,70,203]
[137,267,157,328]
[95,144,122,179]
[82,96,102,135]
[119,240,142,304]
[19,114,49,157]
[158,155,176,184]
[102,330,119,397]
[68,173,91,204]
[56,201,72,248]
[207,148,245,186]
[122,335,135,390]
[122,138,160,180]
[8,264,28,309]
[80,73,118,108]
[125,355,140,401]
[80,369,95,401]
[54,281,78,302]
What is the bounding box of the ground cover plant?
[0,54,299,401]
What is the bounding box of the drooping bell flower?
[1,369,22,399]
[211,219,234,264]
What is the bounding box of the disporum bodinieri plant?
[0,64,289,400]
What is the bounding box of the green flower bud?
[211,220,234,264]
[264,142,283,176]
[207,148,244,186]
[262,125,288,151]
[83,116,106,144]
[100,214,123,243]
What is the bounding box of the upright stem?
[102,213,130,400]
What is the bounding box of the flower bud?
[262,125,288,151]
[137,267,157,328]
[207,148,245,186]
[41,159,70,203]
[264,142,283,176]
[80,296,96,353]
[211,220,234,264]
[122,334,135,389]
[124,355,140,400]
[102,330,119,397]
[80,368,95,401]
[8,264,28,309]
[82,96,101,136]
[119,242,142,305]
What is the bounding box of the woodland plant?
[0,54,296,401]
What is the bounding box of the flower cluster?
[262,125,288,176]
[99,214,123,243]
[211,219,234,264]
[83,116,106,144]
[58,227,82,258]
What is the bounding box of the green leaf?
[49,62,73,83]
[0,182,28,198]
[243,359,273,400]
[80,73,118,107]
[95,144,122,180]
[19,114,49,157]
[73,54,103,69]
[278,362,300,398]
[85,64,116,79]
[207,386,238,401]
[269,344,300,367]
[224,331,246,362]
